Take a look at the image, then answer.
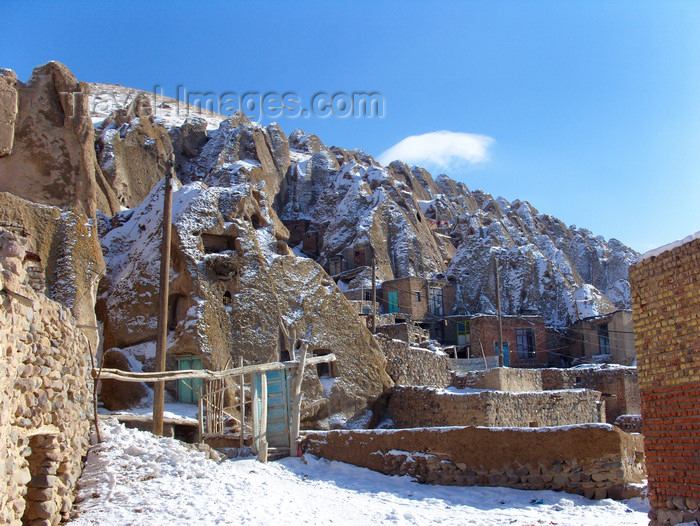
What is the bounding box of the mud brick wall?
[451,367,542,391]
[387,386,604,428]
[541,367,641,424]
[629,236,700,526]
[1,233,92,526]
[379,338,451,388]
[302,425,646,500]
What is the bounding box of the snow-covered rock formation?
[156,108,636,327]
[87,80,638,332]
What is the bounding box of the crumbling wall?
[302,425,646,500]
[629,235,700,526]
[379,338,451,388]
[387,386,604,428]
[0,229,92,525]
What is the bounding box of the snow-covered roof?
[638,230,700,262]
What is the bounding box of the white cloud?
[377,130,494,171]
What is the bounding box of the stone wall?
[387,386,604,428]
[302,425,646,500]
[1,229,92,525]
[629,235,700,526]
[541,366,640,425]
[379,338,451,388]
[375,322,429,344]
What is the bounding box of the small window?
[598,324,611,354]
[364,290,372,301]
[516,329,536,359]
[414,291,421,302]
[313,349,337,378]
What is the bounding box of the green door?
[387,291,399,313]
[177,357,203,403]
[457,320,470,345]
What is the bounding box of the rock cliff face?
[0,62,120,217]
[85,82,638,329]
[0,192,104,349]
[95,94,175,209]
[158,112,636,327]
[97,179,392,424]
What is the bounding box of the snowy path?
[71,421,649,526]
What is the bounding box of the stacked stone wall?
[629,236,700,526]
[379,338,451,388]
[302,425,646,500]
[1,229,92,525]
[388,385,603,428]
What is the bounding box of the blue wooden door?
[494,342,510,367]
[253,370,290,448]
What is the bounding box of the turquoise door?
[177,357,203,403]
[253,370,290,448]
[494,343,510,367]
[387,291,399,313]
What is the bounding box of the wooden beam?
[288,342,308,456]
[96,354,336,383]
[258,373,268,463]
[239,357,245,449]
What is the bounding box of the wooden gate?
[252,369,290,449]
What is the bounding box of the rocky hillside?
[105,94,634,328]
[84,81,637,328]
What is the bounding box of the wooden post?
[288,342,308,456]
[371,255,377,333]
[197,386,204,442]
[153,165,174,436]
[478,339,488,369]
[258,373,268,463]
[495,260,504,368]
[238,357,245,449]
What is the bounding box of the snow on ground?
[71,420,649,526]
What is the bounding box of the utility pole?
[495,259,504,368]
[371,254,377,333]
[153,163,174,436]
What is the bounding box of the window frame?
[516,328,536,359]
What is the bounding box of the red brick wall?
[470,315,549,367]
[629,237,700,525]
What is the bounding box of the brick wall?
[629,236,700,526]
[302,425,646,500]
[388,385,604,428]
[469,315,549,367]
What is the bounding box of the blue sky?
[3,1,699,252]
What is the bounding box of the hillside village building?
[568,310,636,366]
